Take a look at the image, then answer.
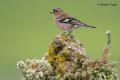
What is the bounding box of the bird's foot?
[61,31,68,38]
[67,31,72,36]
[61,31,73,39]
[67,31,73,37]
[67,31,74,39]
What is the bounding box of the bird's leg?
[67,31,72,36]
[61,31,68,38]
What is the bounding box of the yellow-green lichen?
[47,34,85,75]
[17,31,119,80]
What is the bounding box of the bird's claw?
[67,31,72,36]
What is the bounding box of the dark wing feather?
[59,18,73,23]
[59,17,96,28]
[59,17,86,26]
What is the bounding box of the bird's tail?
[84,25,96,28]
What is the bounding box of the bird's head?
[50,8,64,17]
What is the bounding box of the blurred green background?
[0,0,120,80]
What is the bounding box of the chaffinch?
[50,8,96,35]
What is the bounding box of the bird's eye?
[53,9,58,13]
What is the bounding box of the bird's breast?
[55,19,73,31]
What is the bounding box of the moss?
[17,31,119,80]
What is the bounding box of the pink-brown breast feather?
[54,13,73,31]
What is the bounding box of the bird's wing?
[59,17,96,28]
[59,17,86,26]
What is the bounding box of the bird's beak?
[50,11,54,14]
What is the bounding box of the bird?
[50,8,96,35]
